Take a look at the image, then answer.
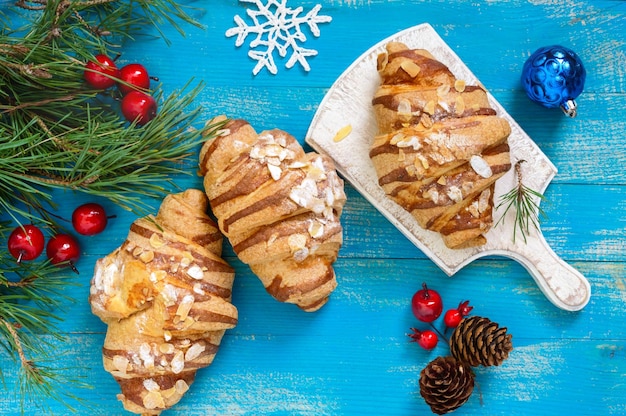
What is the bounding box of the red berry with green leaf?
[46,234,80,273]
[84,54,119,89]
[409,328,439,350]
[72,203,109,236]
[7,224,45,263]
[411,283,443,323]
[118,63,152,95]
[443,300,473,328]
[121,91,157,125]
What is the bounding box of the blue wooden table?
[2,1,626,415]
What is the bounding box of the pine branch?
[495,160,547,243]
[0,0,213,411]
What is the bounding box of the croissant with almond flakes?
[89,189,237,414]
[370,42,512,249]
[199,116,346,312]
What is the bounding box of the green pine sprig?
[495,160,547,243]
[0,0,216,411]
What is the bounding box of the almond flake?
[268,163,282,181]
[175,379,190,395]
[139,343,155,369]
[429,189,440,203]
[437,84,451,97]
[113,355,130,374]
[175,295,195,320]
[293,247,310,262]
[400,60,421,77]
[333,124,352,143]
[264,143,283,158]
[139,250,154,263]
[159,343,175,355]
[143,378,161,392]
[171,351,185,374]
[423,100,435,115]
[150,270,167,283]
[454,79,466,92]
[468,202,480,218]
[397,136,421,150]
[186,264,204,280]
[478,188,491,213]
[420,113,433,129]
[132,246,144,257]
[390,133,404,145]
[308,221,324,239]
[288,161,307,169]
[161,386,177,399]
[193,283,206,296]
[185,343,206,361]
[149,233,165,249]
[447,186,463,203]
[397,98,412,115]
[416,155,430,170]
[180,251,194,267]
[470,155,493,178]
[143,391,165,410]
[288,234,307,252]
[437,176,447,185]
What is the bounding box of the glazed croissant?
[89,189,237,414]
[199,116,346,312]
[370,42,512,249]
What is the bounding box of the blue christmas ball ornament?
[521,45,586,117]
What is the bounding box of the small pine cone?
[419,356,475,415]
[449,316,513,367]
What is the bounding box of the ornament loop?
[561,99,577,118]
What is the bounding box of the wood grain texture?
[2,0,626,415]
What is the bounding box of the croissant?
[89,189,237,414]
[199,116,346,312]
[370,42,512,249]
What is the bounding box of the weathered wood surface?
[2,1,626,415]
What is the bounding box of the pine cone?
[449,316,513,367]
[419,356,475,415]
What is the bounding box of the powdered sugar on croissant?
[89,189,237,414]
[199,117,346,312]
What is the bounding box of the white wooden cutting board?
[305,23,590,311]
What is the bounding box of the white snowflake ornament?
[226,0,332,75]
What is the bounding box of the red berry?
[72,203,110,235]
[7,224,45,263]
[46,234,80,273]
[443,300,473,328]
[411,283,443,323]
[84,54,119,89]
[118,63,152,95]
[409,328,439,350]
[121,91,157,125]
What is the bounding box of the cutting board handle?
[498,231,591,311]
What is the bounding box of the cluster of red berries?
[7,203,111,273]
[409,283,473,350]
[84,54,157,125]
